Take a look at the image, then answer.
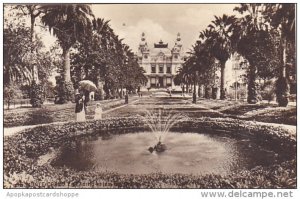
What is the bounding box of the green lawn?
[4,96,296,128]
[4,97,134,127]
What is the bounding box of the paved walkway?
[4,99,139,137]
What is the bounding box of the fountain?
[4,115,296,188]
[138,108,187,153]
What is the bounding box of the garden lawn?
[4,96,296,128]
[106,97,296,126]
[4,97,137,128]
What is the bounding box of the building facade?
[137,33,184,90]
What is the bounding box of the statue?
[148,141,167,153]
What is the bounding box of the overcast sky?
[5,4,239,53]
[92,4,239,53]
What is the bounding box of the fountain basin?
[4,117,296,188]
[50,130,291,175]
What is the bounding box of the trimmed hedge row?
[4,117,296,188]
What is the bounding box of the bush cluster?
[30,81,45,108]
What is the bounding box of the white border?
[0,1,298,199]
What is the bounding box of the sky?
[4,4,239,53]
[3,3,240,84]
[91,4,239,53]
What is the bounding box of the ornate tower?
[172,33,182,58]
[138,32,149,54]
[175,32,182,48]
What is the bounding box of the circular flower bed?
[4,117,296,188]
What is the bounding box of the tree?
[4,19,33,86]
[233,4,280,104]
[4,7,57,107]
[71,17,146,99]
[175,41,215,99]
[15,5,43,82]
[264,4,295,106]
[200,14,237,100]
[4,84,23,110]
[41,4,94,102]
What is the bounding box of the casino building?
[137,32,184,90]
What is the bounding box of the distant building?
[225,53,248,100]
[137,32,184,90]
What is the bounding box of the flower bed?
[4,117,296,188]
[245,107,296,126]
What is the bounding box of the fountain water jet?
[139,108,188,153]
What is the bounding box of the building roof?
[150,47,172,56]
[154,40,168,48]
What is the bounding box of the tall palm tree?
[264,4,295,106]
[200,14,237,100]
[233,4,276,104]
[41,4,94,85]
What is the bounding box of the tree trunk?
[120,86,123,98]
[204,86,210,99]
[247,64,258,104]
[185,84,188,94]
[198,83,201,98]
[103,81,110,99]
[62,47,71,82]
[276,37,289,107]
[220,61,226,100]
[30,15,39,83]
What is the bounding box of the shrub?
[94,88,104,101]
[260,80,275,103]
[4,85,23,109]
[30,81,45,108]
[275,77,289,107]
[55,79,74,104]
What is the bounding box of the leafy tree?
[41,4,94,102]
[264,4,295,106]
[4,84,23,110]
[4,19,33,85]
[200,14,237,100]
[233,4,280,104]
[175,41,215,98]
[71,17,146,99]
[14,5,43,82]
[5,5,59,107]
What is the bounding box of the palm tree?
[41,4,94,97]
[233,4,278,104]
[200,14,237,100]
[264,4,295,106]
